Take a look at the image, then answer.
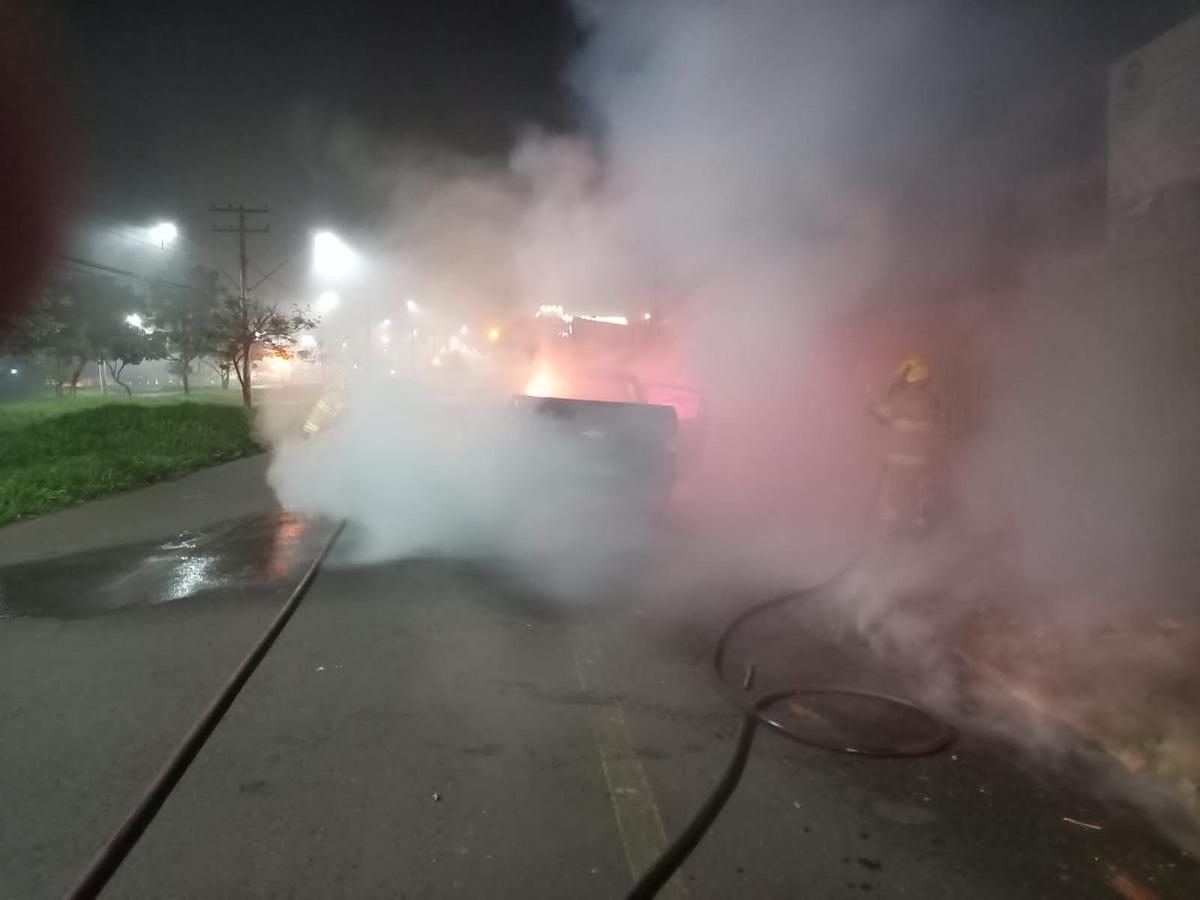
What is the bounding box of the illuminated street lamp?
[311,231,366,376]
[405,298,419,313]
[125,313,153,334]
[312,230,359,281]
[148,221,177,249]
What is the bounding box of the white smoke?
[958,259,1200,621]
[270,380,664,599]
[267,0,1200,842]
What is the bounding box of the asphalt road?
[1,502,1197,898]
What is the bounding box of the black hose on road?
[61,479,951,900]
[64,521,346,900]
[625,579,955,900]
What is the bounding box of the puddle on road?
[0,511,328,619]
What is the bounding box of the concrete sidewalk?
[0,451,334,899]
[0,455,276,567]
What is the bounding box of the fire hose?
[63,514,952,898]
[63,522,346,900]
[626,460,954,897]
[625,580,955,899]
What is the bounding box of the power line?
[52,254,209,295]
[210,204,270,303]
[247,257,293,293]
[246,256,309,307]
[70,215,241,294]
[73,217,205,261]
[210,204,271,401]
[178,232,242,292]
[69,205,302,305]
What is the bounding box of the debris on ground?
[958,609,1200,821]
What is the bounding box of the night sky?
[37,0,1197,290]
[45,0,577,282]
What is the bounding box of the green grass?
[0,395,261,526]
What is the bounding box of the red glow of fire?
[525,371,557,397]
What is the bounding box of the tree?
[213,291,317,408]
[202,357,234,390]
[95,311,164,396]
[75,279,165,396]
[146,266,223,395]
[4,274,149,396]
[3,287,89,396]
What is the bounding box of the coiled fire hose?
[625,576,955,898]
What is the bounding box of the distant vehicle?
[497,305,708,474]
[304,304,706,508]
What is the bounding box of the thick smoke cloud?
[269,0,1200,618]
[271,382,662,599]
[268,0,1200,840]
[958,261,1200,621]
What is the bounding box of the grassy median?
[0,394,261,526]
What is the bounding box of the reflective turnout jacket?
[874,381,942,466]
[302,389,347,436]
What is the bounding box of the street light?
[405,298,419,313]
[312,231,359,281]
[148,222,177,249]
[311,231,366,378]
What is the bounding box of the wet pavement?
[0,456,277,569]
[0,510,330,619]
[0,509,338,899]
[0,509,1196,898]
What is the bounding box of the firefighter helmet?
[898,357,931,384]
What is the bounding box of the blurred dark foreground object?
[0,2,67,335]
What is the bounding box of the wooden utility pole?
[211,204,269,407]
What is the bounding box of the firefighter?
[868,357,945,535]
[302,387,347,438]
